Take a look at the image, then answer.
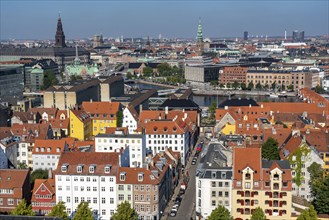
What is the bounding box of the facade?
[55,152,119,219]
[184,65,221,83]
[123,105,139,134]
[0,65,24,98]
[232,148,292,220]
[32,139,69,171]
[31,178,56,215]
[69,109,92,141]
[196,18,204,55]
[220,66,248,85]
[82,101,120,136]
[95,129,146,168]
[0,130,19,168]
[196,143,233,219]
[0,169,31,213]
[292,30,305,42]
[322,75,329,91]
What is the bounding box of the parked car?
[175,196,182,203]
[170,210,177,217]
[192,157,197,165]
[179,188,185,195]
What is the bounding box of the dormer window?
[211,172,216,179]
[221,172,226,179]
[47,147,51,152]
[273,173,279,180]
[120,172,126,181]
[173,127,177,132]
[138,172,144,182]
[56,148,60,153]
[41,147,45,152]
[153,127,158,132]
[77,165,83,173]
[41,185,45,192]
[36,148,39,152]
[61,164,68,172]
[163,127,168,132]
[245,173,251,180]
[89,165,96,173]
[104,165,111,173]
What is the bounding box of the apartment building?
[0,128,19,168]
[0,169,31,213]
[196,143,233,219]
[219,66,248,85]
[69,109,92,141]
[232,148,292,220]
[123,105,139,134]
[95,128,146,168]
[54,152,119,219]
[82,101,120,136]
[31,178,56,215]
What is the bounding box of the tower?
[55,14,66,47]
[244,31,248,41]
[196,18,204,55]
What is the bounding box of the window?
[93,198,97,204]
[135,195,138,201]
[102,198,106,204]
[75,197,79,203]
[8,199,14,205]
[66,186,70,191]
[102,209,106,215]
[93,187,97,191]
[110,198,114,204]
[245,182,251,189]
[110,187,114,192]
[118,185,124,190]
[87,187,91,191]
[101,187,105,192]
[118,194,124,201]
[212,200,216,206]
[212,191,216,197]
[101,177,105,182]
[212,181,216,187]
[89,165,95,173]
[120,173,126,181]
[67,197,71,203]
[77,165,83,173]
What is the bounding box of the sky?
[1,0,328,40]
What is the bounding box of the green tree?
[72,202,93,220]
[281,84,286,91]
[116,111,123,127]
[256,82,262,90]
[17,162,28,169]
[219,83,225,89]
[248,81,254,90]
[251,207,266,220]
[157,63,172,76]
[30,169,48,184]
[297,205,318,220]
[232,81,239,90]
[288,84,294,91]
[142,66,153,77]
[11,199,35,216]
[264,83,269,90]
[70,75,83,81]
[210,80,218,86]
[42,70,58,90]
[307,162,324,198]
[112,201,138,220]
[126,72,133,79]
[208,205,233,220]
[226,83,231,89]
[208,101,217,121]
[261,137,280,160]
[271,81,276,90]
[240,82,247,90]
[314,85,325,94]
[313,175,329,214]
[48,201,69,220]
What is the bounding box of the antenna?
[58,11,62,19]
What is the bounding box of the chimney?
[90,99,92,103]
[261,104,263,108]
[139,104,143,113]
[165,106,168,115]
[183,113,187,121]
[48,168,53,179]
[249,104,252,108]
[224,106,228,110]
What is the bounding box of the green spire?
[197,17,203,42]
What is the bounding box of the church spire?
[55,14,66,47]
[196,17,204,55]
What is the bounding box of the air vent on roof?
[151,170,159,177]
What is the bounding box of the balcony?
[273,183,279,190]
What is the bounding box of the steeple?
[196,17,204,55]
[55,14,66,47]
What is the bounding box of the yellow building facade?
[69,110,92,141]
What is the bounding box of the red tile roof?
[82,101,120,120]
[0,169,30,189]
[233,148,262,181]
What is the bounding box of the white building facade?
[122,106,138,134]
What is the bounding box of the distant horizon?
[1,1,328,40]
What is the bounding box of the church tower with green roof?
[196,18,204,55]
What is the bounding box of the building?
[244,31,248,41]
[32,139,69,171]
[82,101,120,136]
[0,17,90,71]
[0,128,19,168]
[184,65,221,83]
[93,35,104,48]
[43,76,124,110]
[31,178,56,215]
[322,75,329,91]
[196,18,204,55]
[232,148,292,220]
[123,105,139,134]
[0,65,24,98]
[292,30,305,42]
[54,152,119,219]
[69,109,92,141]
[95,128,146,168]
[0,169,31,213]
[220,66,248,85]
[196,143,233,219]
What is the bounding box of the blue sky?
[1,0,328,40]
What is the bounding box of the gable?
[34,182,52,195]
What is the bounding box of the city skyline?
[1,0,328,40]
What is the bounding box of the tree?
[42,70,57,90]
[48,201,69,220]
[157,63,172,76]
[271,81,276,91]
[72,202,93,220]
[210,80,218,86]
[11,199,35,216]
[313,175,329,214]
[142,67,153,77]
[240,82,247,90]
[251,207,266,220]
[256,82,262,90]
[17,162,28,169]
[208,101,217,120]
[219,83,225,89]
[126,72,133,79]
[208,205,233,220]
[248,81,254,90]
[287,84,294,91]
[232,81,239,90]
[314,85,325,94]
[307,162,324,198]
[30,169,48,184]
[112,201,138,220]
[261,137,280,160]
[116,111,123,127]
[226,83,231,89]
[297,205,318,220]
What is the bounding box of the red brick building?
[220,66,248,85]
[31,179,56,215]
[0,169,31,213]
